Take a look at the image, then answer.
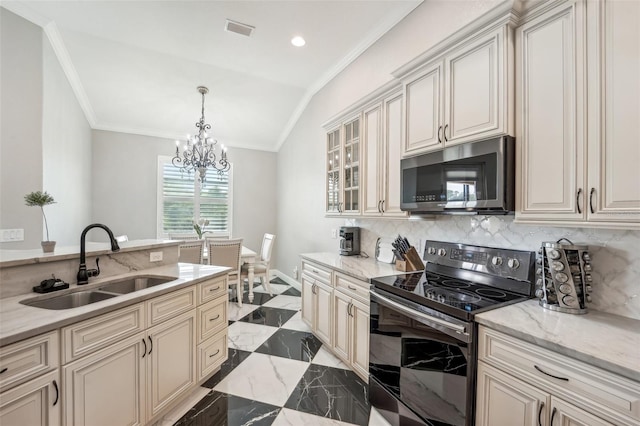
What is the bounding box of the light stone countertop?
[475,299,640,382]
[0,239,180,268]
[300,252,405,282]
[0,262,229,347]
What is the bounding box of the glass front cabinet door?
[326,116,361,215]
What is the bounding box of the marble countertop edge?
[0,262,229,347]
[300,252,404,282]
[0,239,181,268]
[475,300,640,382]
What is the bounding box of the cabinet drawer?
[62,304,144,364]
[197,330,227,381]
[479,326,640,422]
[302,261,332,286]
[197,297,227,343]
[147,286,196,327]
[198,276,228,305]
[0,331,58,391]
[334,272,369,304]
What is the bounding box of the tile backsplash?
[349,216,640,320]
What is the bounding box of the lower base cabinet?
[333,290,369,381]
[476,326,640,426]
[477,362,615,426]
[0,370,60,426]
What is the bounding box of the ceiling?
[3,1,422,151]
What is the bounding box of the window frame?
[156,155,233,239]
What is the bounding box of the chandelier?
[172,86,230,182]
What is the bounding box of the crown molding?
[92,123,278,153]
[275,0,423,151]
[43,22,97,126]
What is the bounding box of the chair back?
[168,233,199,241]
[178,240,205,264]
[206,237,243,276]
[260,234,276,264]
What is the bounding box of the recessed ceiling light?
[291,36,306,47]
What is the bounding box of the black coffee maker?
[339,226,360,256]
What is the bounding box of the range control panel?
[423,240,535,283]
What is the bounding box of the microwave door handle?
[371,291,466,334]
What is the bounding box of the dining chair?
[168,233,199,241]
[206,237,243,305]
[240,233,275,297]
[178,239,205,264]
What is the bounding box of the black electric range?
[369,241,536,426]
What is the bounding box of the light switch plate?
[0,229,24,242]
[150,251,163,262]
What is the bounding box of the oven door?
[369,289,474,426]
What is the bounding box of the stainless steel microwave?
[400,136,515,214]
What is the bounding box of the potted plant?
[24,191,56,252]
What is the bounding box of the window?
[157,156,233,238]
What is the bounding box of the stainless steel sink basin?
[97,275,175,294]
[21,291,117,310]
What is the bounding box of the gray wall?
[275,0,504,278]
[0,9,91,249]
[91,130,277,258]
[42,33,92,246]
[0,9,44,249]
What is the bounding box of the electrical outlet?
[150,252,163,262]
[331,229,337,239]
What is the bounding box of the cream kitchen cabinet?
[0,369,61,426]
[301,261,333,345]
[326,115,361,215]
[476,326,640,426]
[402,24,513,157]
[0,331,61,426]
[362,91,407,217]
[61,275,227,425]
[332,272,369,382]
[516,0,640,228]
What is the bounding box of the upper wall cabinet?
[402,25,514,157]
[362,91,407,217]
[516,0,640,228]
[326,116,361,216]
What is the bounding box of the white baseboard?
[271,269,301,291]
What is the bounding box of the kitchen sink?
[21,290,117,310]
[97,275,175,294]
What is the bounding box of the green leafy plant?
[193,218,209,239]
[24,191,56,241]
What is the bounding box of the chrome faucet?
[77,223,120,285]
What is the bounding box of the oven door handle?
[371,291,467,335]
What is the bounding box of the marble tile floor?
[154,277,390,426]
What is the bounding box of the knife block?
[395,247,425,272]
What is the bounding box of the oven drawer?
[302,261,332,286]
[478,326,640,422]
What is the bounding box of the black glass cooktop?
[372,267,529,319]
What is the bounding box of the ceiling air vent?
[225,19,255,37]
